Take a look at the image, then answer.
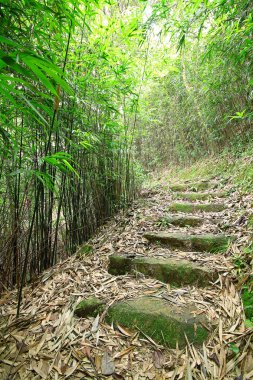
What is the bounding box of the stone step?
[144,232,230,252]
[170,181,214,192]
[175,191,226,201]
[157,215,204,227]
[168,202,225,213]
[107,297,208,348]
[108,255,217,287]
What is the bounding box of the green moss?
[144,232,231,253]
[108,255,132,275]
[157,215,203,227]
[191,235,230,253]
[170,181,211,192]
[168,202,225,213]
[74,297,105,318]
[107,297,208,348]
[108,255,217,286]
[247,215,253,229]
[242,287,253,319]
[134,257,216,286]
[175,191,226,201]
[76,244,94,258]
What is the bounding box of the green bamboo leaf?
[0,82,18,105]
[40,66,73,95]
[0,55,33,77]
[26,55,62,74]
[0,36,20,47]
[0,125,11,147]
[21,55,58,96]
[62,159,80,178]
[19,94,49,125]
[33,170,55,191]
[43,152,79,178]
[0,59,7,70]
[0,74,35,92]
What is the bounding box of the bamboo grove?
[136,0,253,168]
[1,0,253,312]
[0,0,147,307]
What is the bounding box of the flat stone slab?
[157,215,204,227]
[107,297,208,347]
[108,255,217,286]
[175,191,226,201]
[168,202,225,213]
[144,232,230,252]
[170,181,213,192]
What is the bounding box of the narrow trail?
[0,178,252,379]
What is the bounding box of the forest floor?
[0,175,253,379]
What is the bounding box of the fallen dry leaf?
[101,351,115,375]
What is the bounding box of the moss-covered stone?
[107,297,208,347]
[76,244,93,258]
[170,181,212,192]
[242,288,253,319]
[108,255,217,286]
[168,202,225,213]
[191,235,231,252]
[74,297,105,318]
[175,191,226,201]
[144,232,230,253]
[157,215,203,227]
[108,255,133,275]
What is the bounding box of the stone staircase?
[105,180,233,348]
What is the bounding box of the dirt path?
[0,178,252,379]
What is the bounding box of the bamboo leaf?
[21,55,58,96]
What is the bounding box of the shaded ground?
[0,177,252,379]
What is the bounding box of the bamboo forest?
[0,0,253,379]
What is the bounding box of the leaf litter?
[0,180,252,379]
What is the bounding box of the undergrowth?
[147,144,253,193]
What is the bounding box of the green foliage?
[136,0,253,168]
[245,319,253,328]
[0,0,148,295]
[231,241,253,320]
[242,285,253,319]
[76,244,94,258]
[228,344,240,355]
[156,217,172,228]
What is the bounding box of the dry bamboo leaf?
[101,352,115,375]
[0,359,20,367]
[30,359,50,379]
[91,314,100,333]
[219,319,223,343]
[245,367,253,378]
[114,346,135,359]
[152,350,164,369]
[187,361,193,380]
[117,324,132,337]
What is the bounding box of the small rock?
[74,297,105,318]
[101,352,115,375]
